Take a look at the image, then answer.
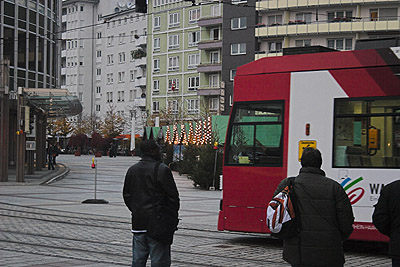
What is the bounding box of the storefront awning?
[23,88,83,118]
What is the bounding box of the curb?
[41,163,70,185]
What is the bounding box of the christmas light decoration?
[188,122,194,144]
[181,124,188,145]
[173,124,179,144]
[165,126,171,144]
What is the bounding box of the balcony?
[62,15,67,22]
[61,67,67,75]
[135,77,146,88]
[61,32,67,39]
[197,87,223,96]
[198,16,223,27]
[136,36,147,48]
[135,57,147,68]
[257,0,400,11]
[134,98,146,107]
[198,40,223,50]
[61,50,66,57]
[256,19,400,37]
[197,63,222,73]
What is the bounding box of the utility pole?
[16,87,25,183]
[0,60,10,182]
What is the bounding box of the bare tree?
[100,104,125,138]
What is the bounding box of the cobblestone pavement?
[0,155,392,266]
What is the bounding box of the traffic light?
[29,115,35,135]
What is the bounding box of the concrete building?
[61,0,147,136]
[255,0,400,59]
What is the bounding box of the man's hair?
[140,139,160,158]
[301,147,322,168]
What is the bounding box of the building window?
[327,11,353,22]
[168,100,179,114]
[231,43,246,55]
[268,15,282,26]
[370,8,398,21]
[152,101,160,113]
[327,38,352,50]
[295,39,311,47]
[187,99,199,114]
[153,80,160,92]
[168,34,180,49]
[154,59,160,72]
[106,92,113,103]
[154,16,161,30]
[97,32,102,39]
[209,98,219,111]
[211,5,221,17]
[295,13,312,23]
[268,41,282,53]
[96,105,100,111]
[107,73,114,84]
[210,51,219,64]
[107,54,114,65]
[108,35,114,46]
[118,72,125,83]
[96,68,101,75]
[209,74,219,88]
[188,54,200,69]
[119,33,126,44]
[168,56,179,71]
[210,28,219,40]
[117,91,125,102]
[169,13,180,28]
[188,76,199,91]
[189,31,200,47]
[96,50,101,57]
[189,9,200,23]
[230,69,236,81]
[231,17,247,30]
[154,38,160,52]
[96,86,101,94]
[168,78,180,91]
[130,70,135,81]
[119,52,126,63]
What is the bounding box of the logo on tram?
[340,177,365,205]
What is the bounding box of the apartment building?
[255,0,400,59]
[147,0,202,125]
[61,0,147,135]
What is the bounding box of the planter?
[74,151,81,156]
[95,151,102,157]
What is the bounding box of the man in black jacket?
[274,147,354,267]
[373,180,400,267]
[123,139,180,267]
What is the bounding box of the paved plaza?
[0,155,392,266]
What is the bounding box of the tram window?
[226,101,284,166]
[333,97,400,168]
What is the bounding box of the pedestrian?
[123,139,180,267]
[372,180,400,267]
[53,143,60,165]
[273,147,354,267]
[47,143,55,170]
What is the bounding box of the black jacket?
[274,167,354,267]
[123,156,180,230]
[373,180,400,259]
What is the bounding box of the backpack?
[266,177,300,239]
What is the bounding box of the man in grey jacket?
[274,147,354,267]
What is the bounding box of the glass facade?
[0,0,60,91]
